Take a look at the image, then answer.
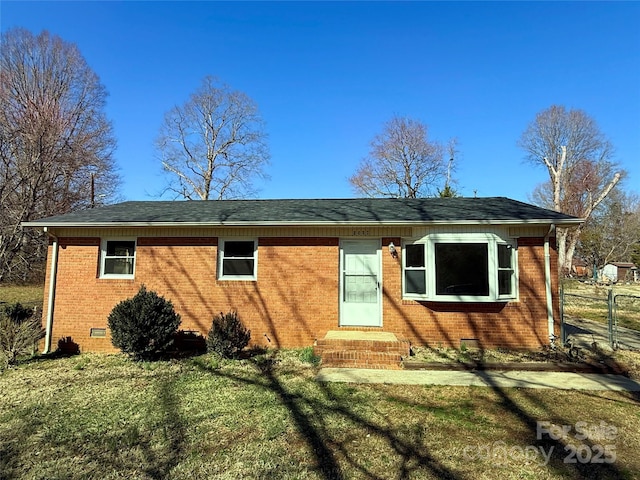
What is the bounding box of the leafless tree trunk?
[156,76,270,200]
[349,116,455,198]
[519,105,624,275]
[0,29,119,283]
[577,190,640,271]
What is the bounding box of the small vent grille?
[90,328,107,338]
[460,338,479,349]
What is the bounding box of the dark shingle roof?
[23,197,582,227]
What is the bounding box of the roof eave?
[23,218,584,229]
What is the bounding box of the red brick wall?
[379,236,558,349]
[41,234,558,353]
[43,236,340,352]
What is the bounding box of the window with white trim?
[402,234,517,302]
[497,243,515,298]
[100,239,136,278]
[404,243,427,295]
[218,239,257,280]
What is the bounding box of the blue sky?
[2,1,639,202]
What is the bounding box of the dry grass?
[0,284,44,308]
[409,345,640,380]
[410,345,562,364]
[1,352,639,479]
[563,279,640,297]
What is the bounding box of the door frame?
[339,238,383,327]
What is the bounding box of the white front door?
[340,239,381,326]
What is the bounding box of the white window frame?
[496,242,517,300]
[402,233,518,302]
[100,238,136,279]
[218,238,258,281]
[402,241,428,299]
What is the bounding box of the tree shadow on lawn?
[194,356,467,480]
[4,353,636,480]
[0,371,188,480]
[194,354,638,480]
[472,372,633,479]
[139,375,187,480]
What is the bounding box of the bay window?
[402,234,517,302]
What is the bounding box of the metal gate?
[613,294,640,349]
[561,286,640,350]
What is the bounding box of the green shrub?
[206,310,250,359]
[107,286,181,361]
[0,303,44,367]
[299,346,321,366]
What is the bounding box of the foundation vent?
[90,328,107,338]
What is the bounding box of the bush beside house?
[108,286,181,360]
[206,311,251,359]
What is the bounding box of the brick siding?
[41,234,558,353]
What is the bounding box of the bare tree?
[577,190,640,272]
[518,105,625,274]
[156,76,270,200]
[0,29,118,282]
[349,116,455,198]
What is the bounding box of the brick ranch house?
[25,197,581,360]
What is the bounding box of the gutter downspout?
[43,227,59,354]
[544,224,556,344]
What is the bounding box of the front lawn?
[1,352,639,479]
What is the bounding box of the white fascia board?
[23,217,584,229]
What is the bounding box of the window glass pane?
[223,259,254,276]
[224,241,254,258]
[498,270,512,295]
[435,243,489,296]
[344,275,377,303]
[498,244,512,268]
[104,258,134,275]
[405,244,425,268]
[405,270,426,295]
[106,241,135,257]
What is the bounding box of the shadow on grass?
[473,372,628,479]
[3,351,638,479]
[194,354,461,480]
[192,352,638,480]
[0,362,188,480]
[141,375,187,479]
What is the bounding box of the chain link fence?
[561,286,640,350]
[614,294,640,331]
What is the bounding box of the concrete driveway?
[564,317,640,350]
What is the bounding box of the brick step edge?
[319,350,403,360]
[315,340,410,353]
[319,350,404,369]
[321,359,403,370]
[402,360,629,376]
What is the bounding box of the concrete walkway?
[317,368,640,391]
